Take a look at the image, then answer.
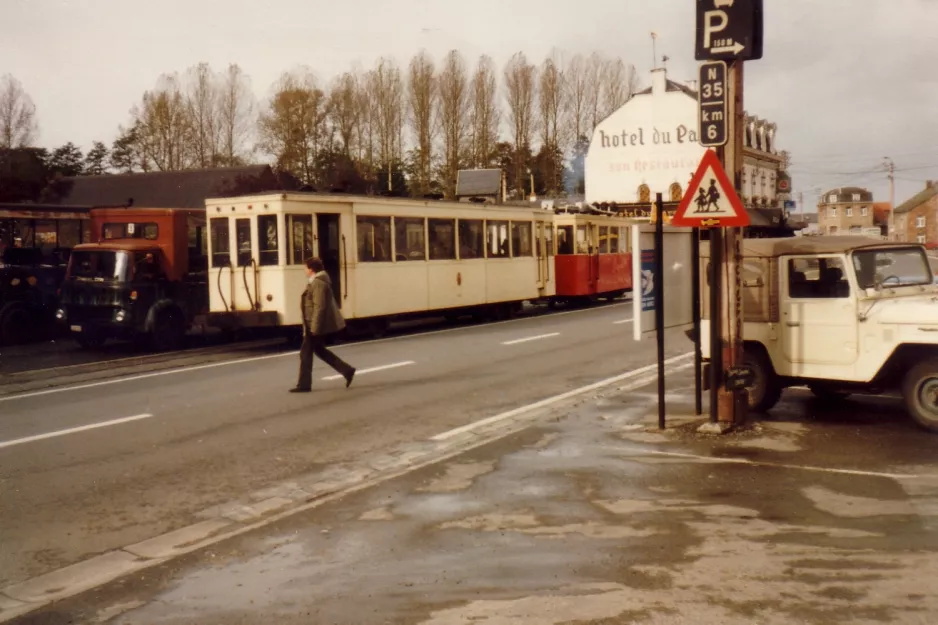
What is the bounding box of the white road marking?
[0,301,629,404]
[618,447,932,480]
[321,360,415,381]
[501,332,560,346]
[0,413,154,450]
[613,318,634,325]
[432,352,695,441]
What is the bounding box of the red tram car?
[551,212,634,305]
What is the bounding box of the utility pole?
[884,157,895,240]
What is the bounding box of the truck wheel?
[902,360,938,433]
[809,385,850,402]
[744,346,782,413]
[0,304,33,346]
[150,307,186,352]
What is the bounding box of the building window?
[829,226,838,234]
[918,235,926,244]
[669,183,682,202]
[638,184,650,203]
[829,207,837,217]
[917,216,926,228]
[850,226,862,233]
[845,207,853,217]
[829,194,837,203]
[852,193,861,201]
[860,207,868,217]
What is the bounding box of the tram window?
[598,227,610,254]
[556,226,574,255]
[13,219,35,248]
[395,217,426,261]
[428,219,456,260]
[546,226,555,256]
[288,215,314,264]
[235,219,252,266]
[210,218,230,267]
[609,226,620,253]
[511,221,533,257]
[257,215,279,266]
[486,220,509,258]
[356,216,391,262]
[576,225,589,254]
[457,219,484,259]
[59,220,82,249]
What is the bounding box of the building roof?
[738,235,907,258]
[455,169,502,197]
[635,78,697,99]
[46,165,297,209]
[894,183,938,215]
[819,186,873,204]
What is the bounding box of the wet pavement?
[9,375,938,625]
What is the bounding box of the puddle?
[803,486,917,518]
[417,461,496,493]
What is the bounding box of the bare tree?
[564,54,590,145]
[132,74,194,171]
[584,52,605,135]
[328,72,360,158]
[601,58,638,118]
[184,62,221,168]
[469,55,499,168]
[407,51,436,196]
[256,70,329,185]
[0,74,38,148]
[437,50,469,198]
[503,52,537,196]
[217,63,256,166]
[367,58,405,191]
[538,54,567,194]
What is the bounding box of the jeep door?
[781,255,859,372]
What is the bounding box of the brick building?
[816,187,886,236]
[894,181,938,245]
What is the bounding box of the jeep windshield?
[852,247,932,289]
[68,250,132,282]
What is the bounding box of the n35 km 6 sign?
[698,61,727,147]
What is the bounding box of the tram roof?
[203,191,554,215]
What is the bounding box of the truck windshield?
[852,247,932,289]
[69,250,131,282]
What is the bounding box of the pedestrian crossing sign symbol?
[671,150,750,228]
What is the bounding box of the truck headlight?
[115,309,127,322]
[55,308,66,321]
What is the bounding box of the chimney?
[651,67,667,95]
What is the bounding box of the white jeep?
[700,236,938,432]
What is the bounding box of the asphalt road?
[0,299,692,589]
[10,371,938,625]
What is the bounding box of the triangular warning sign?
[671,150,750,228]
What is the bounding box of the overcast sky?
[3,0,937,210]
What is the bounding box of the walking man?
[290,257,356,393]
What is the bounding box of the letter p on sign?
[703,10,728,48]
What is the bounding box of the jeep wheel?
[902,360,938,433]
[744,346,782,413]
[808,385,850,403]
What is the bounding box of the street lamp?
[525,167,535,201]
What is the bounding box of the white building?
[585,67,789,212]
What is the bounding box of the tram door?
[316,213,342,307]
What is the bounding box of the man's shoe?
[345,369,356,388]
[289,387,311,393]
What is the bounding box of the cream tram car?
[204,193,556,335]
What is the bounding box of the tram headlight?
[55,308,66,321]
